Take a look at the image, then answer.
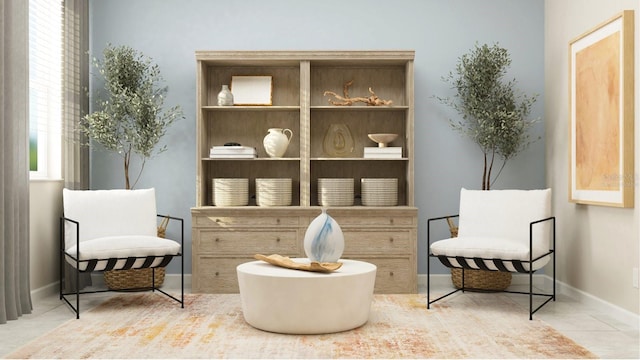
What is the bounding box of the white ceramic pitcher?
[263,128,293,158]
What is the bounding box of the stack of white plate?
[318,178,354,206]
[212,178,248,206]
[361,178,398,206]
[256,178,292,206]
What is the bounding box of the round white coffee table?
[237,258,376,334]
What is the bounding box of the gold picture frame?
[231,75,273,105]
[569,10,634,207]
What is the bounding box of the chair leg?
[427,252,431,309]
[529,269,533,321]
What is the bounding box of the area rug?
[7,293,595,359]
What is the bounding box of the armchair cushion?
[62,188,158,249]
[65,235,180,271]
[431,188,552,272]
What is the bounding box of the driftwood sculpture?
[323,80,393,106]
[254,254,342,272]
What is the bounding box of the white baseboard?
[418,273,639,330]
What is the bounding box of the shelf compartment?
[204,160,300,207]
[310,160,408,206]
[203,65,300,107]
[310,110,406,158]
[203,110,300,159]
[310,65,407,107]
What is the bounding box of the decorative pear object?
[263,128,293,158]
[303,208,344,262]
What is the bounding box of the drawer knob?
[215,238,220,242]
[389,237,394,243]
[276,237,280,242]
[390,218,394,225]
[215,218,221,223]
[215,271,219,276]
[389,271,394,276]
[276,218,281,224]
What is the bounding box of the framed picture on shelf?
[569,10,634,207]
[231,75,273,105]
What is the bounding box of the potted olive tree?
[80,44,183,289]
[81,44,183,189]
[436,43,539,290]
[437,42,539,190]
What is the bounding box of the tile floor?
[0,281,638,359]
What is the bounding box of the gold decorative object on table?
[323,80,393,106]
[103,216,170,290]
[254,254,342,272]
[446,217,512,291]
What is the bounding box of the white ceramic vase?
[263,128,293,158]
[217,85,234,106]
[303,208,344,262]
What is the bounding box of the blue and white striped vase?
[303,208,344,262]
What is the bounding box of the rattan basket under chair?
[103,217,169,290]
[446,217,512,291]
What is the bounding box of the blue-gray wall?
[89,0,545,276]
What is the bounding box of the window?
[29,0,63,179]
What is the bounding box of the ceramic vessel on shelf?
[303,208,344,262]
[323,123,354,157]
[368,133,398,147]
[263,128,293,158]
[217,85,234,106]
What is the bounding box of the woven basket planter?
[103,217,169,290]
[446,218,512,291]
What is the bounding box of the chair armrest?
[157,214,184,253]
[529,216,556,262]
[427,214,459,250]
[59,216,80,261]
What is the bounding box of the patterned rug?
[7,292,595,359]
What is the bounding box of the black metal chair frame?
[59,214,185,319]
[427,214,556,320]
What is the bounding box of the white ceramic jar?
[263,128,293,158]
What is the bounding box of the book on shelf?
[210,146,257,159]
[364,147,402,158]
[209,154,257,159]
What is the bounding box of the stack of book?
[209,146,257,159]
[363,147,402,159]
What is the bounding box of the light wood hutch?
[191,50,418,293]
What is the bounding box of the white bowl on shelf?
[367,133,398,148]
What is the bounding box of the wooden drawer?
[343,257,415,293]
[342,230,412,255]
[194,215,299,228]
[193,256,250,293]
[329,215,415,227]
[195,229,299,254]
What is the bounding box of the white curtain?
[62,0,91,291]
[0,0,33,323]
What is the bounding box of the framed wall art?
[569,10,634,207]
[231,75,273,105]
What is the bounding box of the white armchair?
[427,188,555,319]
[60,188,184,318]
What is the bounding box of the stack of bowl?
[256,178,292,206]
[212,178,249,206]
[318,178,354,206]
[361,178,398,206]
